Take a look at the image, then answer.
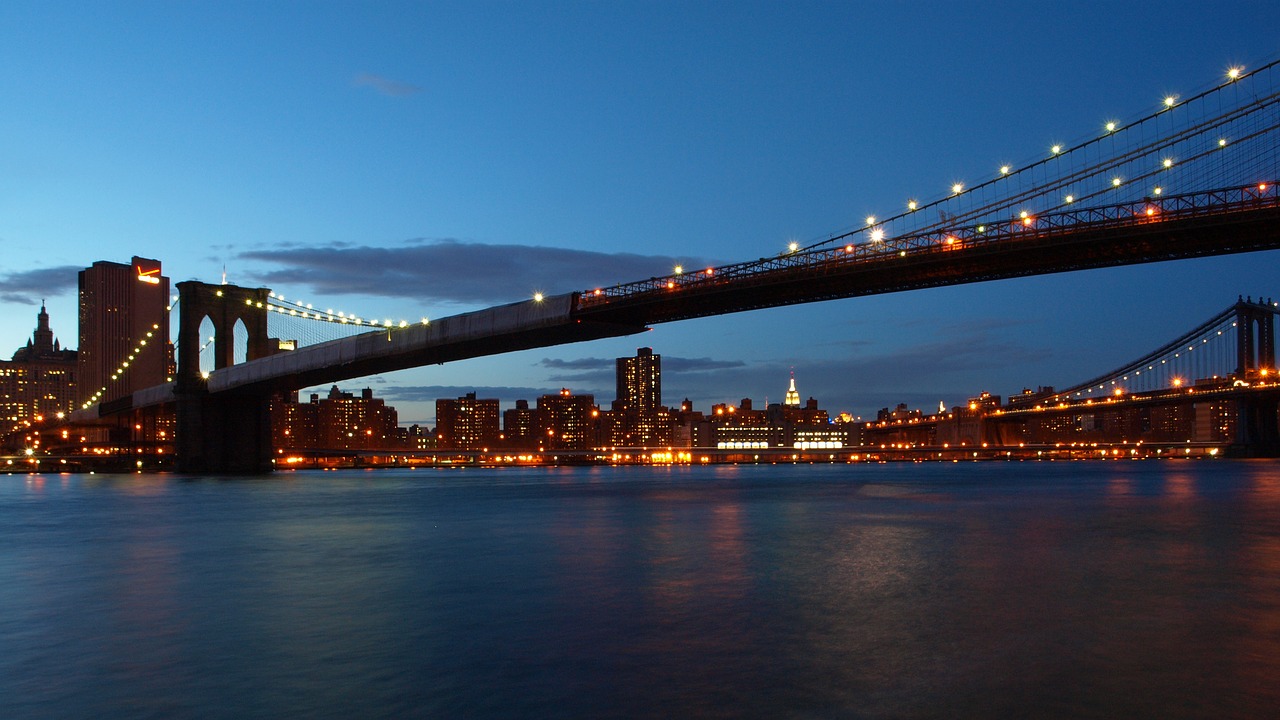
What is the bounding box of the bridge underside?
[209,293,648,398]
[576,205,1280,326]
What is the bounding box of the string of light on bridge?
[754,61,1271,261]
[78,323,164,410]
[259,291,430,330]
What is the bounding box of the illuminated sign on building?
[134,259,162,284]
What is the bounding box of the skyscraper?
[616,347,661,412]
[78,257,171,405]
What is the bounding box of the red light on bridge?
[1021,217,1034,226]
[845,245,854,253]
[705,268,714,276]
[1260,183,1269,192]
[667,281,675,289]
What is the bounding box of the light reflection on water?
[2,461,1279,718]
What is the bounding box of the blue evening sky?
[2,1,1278,424]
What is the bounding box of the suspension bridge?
[864,297,1280,455]
[61,58,1280,471]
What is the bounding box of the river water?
[2,461,1278,719]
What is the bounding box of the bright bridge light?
[1228,66,1243,80]
[951,182,964,194]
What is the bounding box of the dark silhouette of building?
[78,257,171,405]
[503,399,537,449]
[436,392,500,450]
[0,302,78,427]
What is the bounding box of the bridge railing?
[575,183,1279,310]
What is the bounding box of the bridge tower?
[1233,297,1279,456]
[174,281,276,473]
[1235,297,1276,377]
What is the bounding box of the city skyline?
[4,3,1280,424]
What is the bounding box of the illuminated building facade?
[617,347,661,412]
[0,303,78,428]
[783,372,801,407]
[436,392,500,450]
[271,386,400,451]
[603,347,674,447]
[535,389,598,450]
[78,257,171,404]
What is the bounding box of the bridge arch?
[175,281,272,386]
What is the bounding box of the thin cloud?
[377,385,562,403]
[354,73,422,97]
[663,356,747,373]
[0,266,81,304]
[540,357,612,371]
[240,240,719,305]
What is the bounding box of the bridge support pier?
[1234,394,1280,458]
[174,281,277,474]
[175,389,275,474]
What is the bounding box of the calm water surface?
[2,461,1279,719]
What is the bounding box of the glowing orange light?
[666,281,675,289]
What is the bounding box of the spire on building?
[784,369,801,407]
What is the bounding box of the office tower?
[78,257,171,405]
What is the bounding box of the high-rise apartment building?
[616,347,661,412]
[535,389,597,450]
[435,392,500,450]
[78,257,171,404]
